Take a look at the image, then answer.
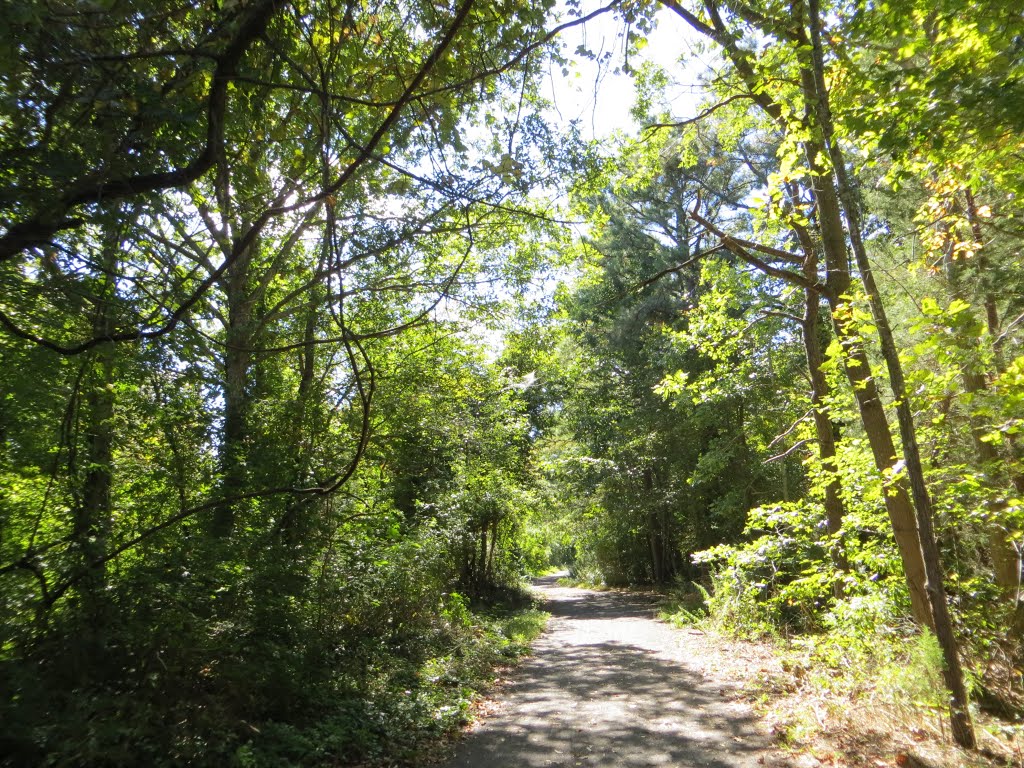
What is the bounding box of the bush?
[0,519,548,768]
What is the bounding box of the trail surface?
[444,575,780,768]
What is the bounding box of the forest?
[0,0,1022,765]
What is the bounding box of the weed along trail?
[443,575,782,768]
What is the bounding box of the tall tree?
[649,0,977,744]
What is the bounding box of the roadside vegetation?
[660,598,1022,767]
[2,0,1023,765]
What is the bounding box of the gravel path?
[443,575,778,768]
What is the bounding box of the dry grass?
[676,627,1024,768]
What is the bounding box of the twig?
[767,409,813,450]
[644,94,755,131]
[765,438,815,463]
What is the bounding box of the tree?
[548,131,792,585]
[0,1,611,762]
[645,0,976,744]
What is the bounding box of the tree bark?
[212,238,255,538]
[828,303,933,626]
[659,0,974,745]
[791,58,934,626]
[661,0,935,625]
[76,311,115,623]
[804,0,974,745]
[800,282,849,593]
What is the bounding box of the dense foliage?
[538,0,1024,750]
[2,0,1022,763]
[0,0,576,764]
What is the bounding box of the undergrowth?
[228,591,548,768]
[661,576,1024,765]
[661,575,949,713]
[1,580,548,768]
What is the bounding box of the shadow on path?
[443,578,773,768]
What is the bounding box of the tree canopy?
[1,0,1023,764]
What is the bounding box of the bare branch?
[767,408,813,450]
[688,208,816,289]
[765,437,815,463]
[644,94,755,132]
[632,246,724,292]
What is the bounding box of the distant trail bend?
[444,575,782,768]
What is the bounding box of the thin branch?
[996,310,1024,349]
[729,234,804,265]
[741,310,802,336]
[760,309,803,324]
[767,408,813,450]
[644,94,755,131]
[689,208,816,289]
[766,438,815,463]
[633,246,724,292]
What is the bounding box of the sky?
[544,3,712,140]
[444,3,719,351]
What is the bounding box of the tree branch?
[765,438,815,463]
[644,93,755,131]
[0,0,285,261]
[0,0,479,356]
[688,208,816,289]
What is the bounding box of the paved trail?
[444,575,777,768]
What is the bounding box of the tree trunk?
[962,189,1024,595]
[828,303,933,626]
[941,202,1021,595]
[661,0,973,745]
[277,273,324,547]
[793,65,933,626]
[481,523,490,588]
[805,0,974,746]
[801,284,849,593]
[662,0,933,628]
[212,244,255,538]
[644,468,665,582]
[75,312,115,624]
[649,515,664,583]
[962,369,1021,590]
[487,519,499,584]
